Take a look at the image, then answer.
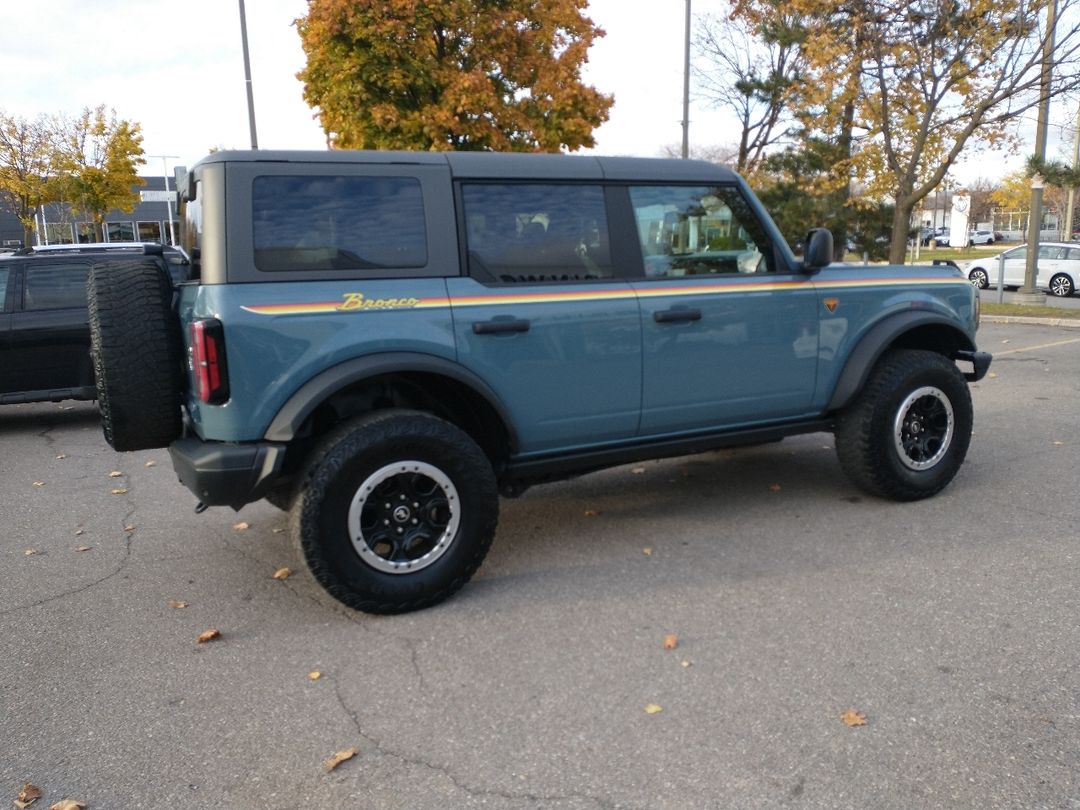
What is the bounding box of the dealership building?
[0,175,179,249]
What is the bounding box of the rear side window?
[461,184,612,283]
[23,263,89,311]
[0,267,8,310]
[252,176,427,272]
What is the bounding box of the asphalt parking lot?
[2,321,1078,810]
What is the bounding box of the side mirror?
[803,228,833,273]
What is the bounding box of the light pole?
[147,154,179,245]
[239,0,259,149]
[681,0,691,159]
[1020,0,1056,304]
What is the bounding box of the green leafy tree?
[57,106,145,228]
[296,0,613,151]
[0,111,62,246]
[734,0,1080,264]
[755,136,895,260]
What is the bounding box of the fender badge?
[824,298,839,313]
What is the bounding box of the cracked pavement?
[1,322,1078,810]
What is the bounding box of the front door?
[626,185,819,435]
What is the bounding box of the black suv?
[0,243,188,405]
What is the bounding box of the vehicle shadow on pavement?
[0,402,100,434]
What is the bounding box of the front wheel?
[1049,273,1075,297]
[835,349,973,501]
[291,411,499,614]
[967,268,989,289]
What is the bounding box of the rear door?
[448,182,642,455]
[7,259,95,394]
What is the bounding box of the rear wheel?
[1049,273,1074,297]
[967,268,989,289]
[835,349,973,501]
[291,411,499,614]
[87,260,183,451]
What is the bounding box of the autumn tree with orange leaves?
[296,0,613,152]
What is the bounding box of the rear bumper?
[169,438,285,510]
[955,349,992,382]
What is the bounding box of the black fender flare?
[262,351,519,450]
[826,312,975,412]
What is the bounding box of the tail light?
[190,319,229,404]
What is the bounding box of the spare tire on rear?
[87,259,183,451]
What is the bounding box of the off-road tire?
[87,260,183,451]
[835,349,972,501]
[291,410,499,614]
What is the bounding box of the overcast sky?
[0,0,1071,186]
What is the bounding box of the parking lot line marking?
[994,337,1080,356]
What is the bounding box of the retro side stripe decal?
[239,277,964,316]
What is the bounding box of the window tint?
[461,184,612,283]
[1006,247,1026,261]
[252,176,427,272]
[23,263,89,311]
[0,268,8,310]
[1067,248,1080,261]
[630,186,771,277]
[1039,245,1065,260]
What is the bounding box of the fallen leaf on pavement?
[169,600,188,609]
[33,481,45,488]
[308,671,322,680]
[841,709,867,727]
[272,527,284,534]
[642,547,653,556]
[663,634,678,650]
[324,747,358,772]
[681,660,691,668]
[197,629,221,644]
[272,567,292,580]
[74,529,84,536]
[233,521,250,531]
[583,510,599,517]
[987,372,998,379]
[644,704,663,715]
[75,546,93,553]
[55,454,67,460]
[108,471,123,478]
[145,460,157,467]
[769,483,782,492]
[110,488,128,495]
[124,525,135,533]
[24,549,39,556]
[49,801,85,810]
[1053,441,1063,446]
[631,466,646,474]
[14,783,42,809]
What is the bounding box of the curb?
[982,315,1080,328]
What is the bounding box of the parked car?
[86,149,990,614]
[0,244,189,405]
[964,241,1078,296]
[968,230,995,246]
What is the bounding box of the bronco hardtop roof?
[193,149,740,183]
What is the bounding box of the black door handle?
[472,318,531,335]
[653,307,702,324]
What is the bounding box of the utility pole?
[1063,101,1080,241]
[681,0,691,159]
[239,0,259,149]
[1020,0,1056,304]
[147,154,179,245]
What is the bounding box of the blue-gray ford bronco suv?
[87,150,991,614]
